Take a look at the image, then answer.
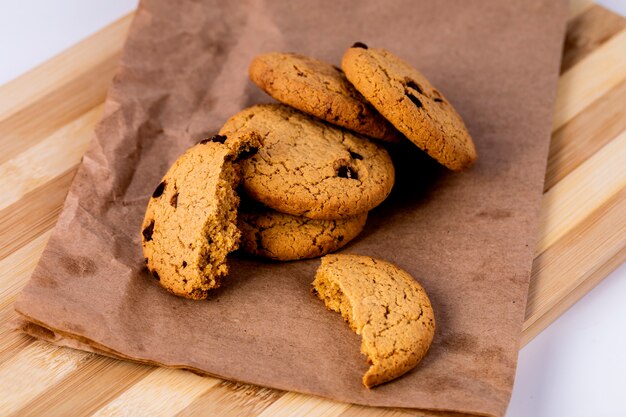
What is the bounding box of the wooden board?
[1,1,625,415]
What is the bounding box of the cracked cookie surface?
[342,44,477,171]
[312,254,435,388]
[238,201,367,261]
[219,104,395,220]
[141,131,262,300]
[249,52,401,142]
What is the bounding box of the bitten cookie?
[238,201,367,261]
[249,52,401,142]
[219,104,395,220]
[141,131,263,300]
[312,254,435,388]
[342,43,477,171]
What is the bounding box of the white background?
[1,1,625,416]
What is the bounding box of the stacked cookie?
[141,43,476,387]
[220,104,394,261]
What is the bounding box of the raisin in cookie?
[238,201,367,261]
[249,52,401,142]
[141,131,262,300]
[312,254,435,388]
[342,43,477,171]
[219,104,395,220]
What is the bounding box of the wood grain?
[524,189,626,344]
[535,131,625,256]
[0,342,92,415]
[0,169,76,261]
[561,5,626,72]
[175,381,284,417]
[0,105,100,211]
[12,358,152,417]
[552,28,626,131]
[1,2,624,416]
[545,77,626,191]
[90,368,220,417]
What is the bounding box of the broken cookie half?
[312,254,435,388]
[141,131,263,300]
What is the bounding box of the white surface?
[1,2,625,416]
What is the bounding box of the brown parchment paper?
[15,1,567,415]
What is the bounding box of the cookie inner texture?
[144,151,242,300]
[171,133,262,298]
[312,270,357,332]
[313,269,382,383]
[194,164,241,291]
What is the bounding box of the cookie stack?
[141,43,475,387]
[231,43,475,260]
[221,103,394,262]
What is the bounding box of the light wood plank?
[0,14,127,165]
[0,105,101,212]
[176,381,284,417]
[562,4,626,73]
[545,77,626,191]
[524,189,626,343]
[0,342,92,415]
[0,168,77,261]
[13,358,153,417]
[0,14,132,122]
[0,332,33,367]
[0,70,115,166]
[256,393,349,417]
[523,245,625,345]
[552,28,626,132]
[337,405,414,417]
[90,368,220,417]
[535,131,626,256]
